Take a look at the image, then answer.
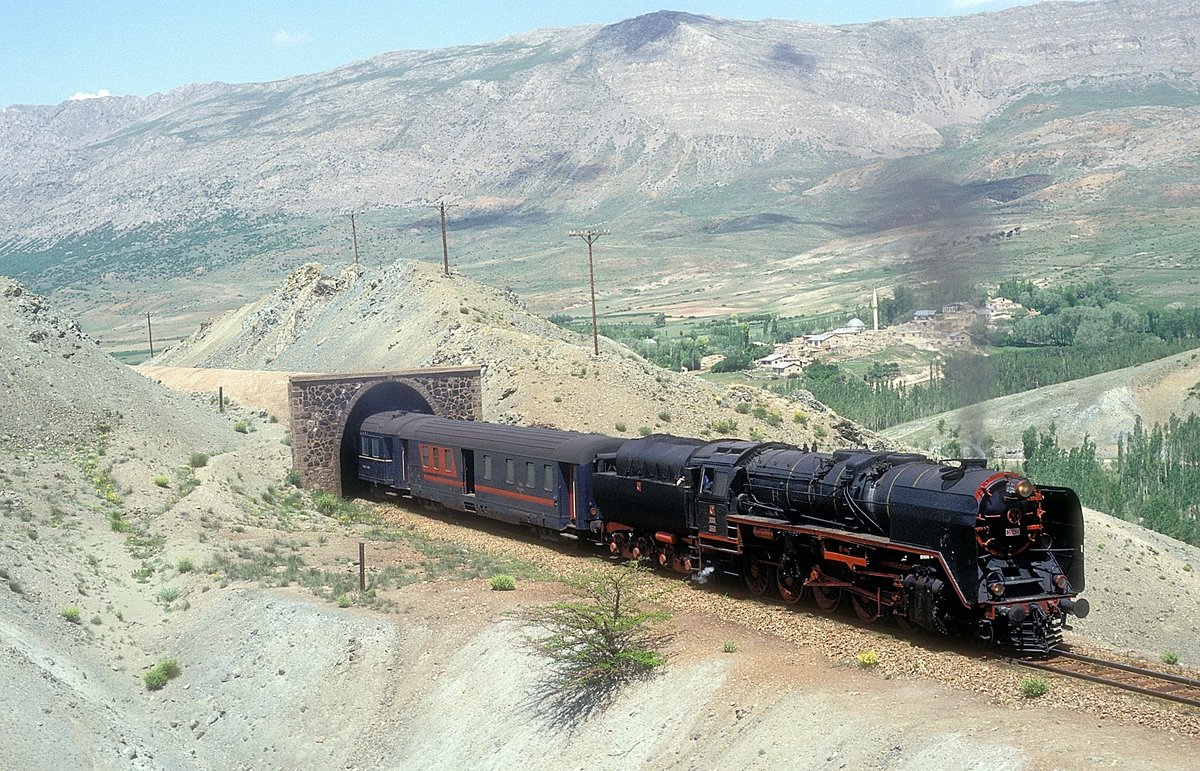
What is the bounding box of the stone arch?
[287,367,482,495]
[335,379,435,496]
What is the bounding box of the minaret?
[872,287,879,332]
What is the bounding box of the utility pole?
[349,212,360,267]
[568,228,609,356]
[429,200,457,276]
[145,312,154,360]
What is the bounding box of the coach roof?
[360,411,623,464]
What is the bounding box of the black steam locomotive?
[358,411,1087,653]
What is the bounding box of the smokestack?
[872,287,879,332]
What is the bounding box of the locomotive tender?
[358,411,1088,653]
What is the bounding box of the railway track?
[1016,645,1200,709]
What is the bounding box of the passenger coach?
[358,411,622,532]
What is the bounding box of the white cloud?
[272,29,311,48]
[68,89,111,101]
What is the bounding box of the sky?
[1,0,1064,108]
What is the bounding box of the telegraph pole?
[429,200,457,276]
[349,212,360,267]
[568,228,609,356]
[145,312,154,360]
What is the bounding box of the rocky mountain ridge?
[1,1,1196,247]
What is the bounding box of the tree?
[521,564,674,715]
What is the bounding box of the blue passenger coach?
[358,411,623,533]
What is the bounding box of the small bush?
[187,452,209,468]
[722,640,737,653]
[793,412,808,425]
[637,426,652,437]
[553,395,562,403]
[61,606,82,623]
[143,658,182,691]
[856,650,879,668]
[708,418,738,435]
[614,422,627,433]
[734,402,751,414]
[490,574,517,591]
[177,557,195,573]
[1161,650,1180,665]
[521,564,673,701]
[284,468,301,487]
[158,586,181,605]
[234,420,249,434]
[658,411,672,423]
[153,475,170,488]
[1020,676,1049,698]
[336,593,352,608]
[281,433,292,447]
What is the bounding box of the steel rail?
[1013,648,1200,709]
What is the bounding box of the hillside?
[1,1,1197,348]
[154,259,875,448]
[5,278,1200,768]
[883,345,1200,457]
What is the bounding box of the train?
[357,411,1088,654]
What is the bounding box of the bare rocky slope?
[4,278,1200,769]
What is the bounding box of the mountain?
[1,0,1197,346]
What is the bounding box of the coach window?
[526,462,536,488]
[505,459,515,484]
[360,436,370,456]
[420,445,431,468]
[544,464,554,492]
[483,455,492,480]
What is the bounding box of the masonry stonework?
[287,367,482,494]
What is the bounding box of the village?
[749,295,1030,386]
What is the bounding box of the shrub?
[856,650,879,668]
[177,557,195,573]
[284,468,301,487]
[143,658,182,691]
[521,564,673,702]
[614,422,627,433]
[722,640,737,653]
[638,426,652,437]
[734,402,751,414]
[490,574,517,591]
[1020,676,1049,698]
[61,606,82,623]
[234,420,249,434]
[1161,650,1180,665]
[187,452,209,468]
[553,396,562,403]
[336,593,352,608]
[793,412,808,425]
[658,411,672,423]
[708,418,738,435]
[153,476,170,488]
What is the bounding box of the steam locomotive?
[357,411,1088,653]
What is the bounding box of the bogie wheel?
[777,572,805,605]
[851,594,881,623]
[744,559,774,596]
[813,585,843,612]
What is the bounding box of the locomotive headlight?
[1053,574,1069,591]
[988,581,1006,597]
[1014,479,1034,498]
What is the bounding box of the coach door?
[462,450,475,495]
